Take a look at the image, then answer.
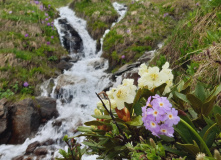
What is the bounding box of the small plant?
[57,135,86,160]
[48,55,58,61]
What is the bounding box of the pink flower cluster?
[142,95,180,137]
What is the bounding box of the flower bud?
[115,107,131,122]
[214,149,221,160]
[149,138,156,148]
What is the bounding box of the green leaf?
[83,141,105,149]
[125,102,133,117]
[186,93,203,114]
[202,96,216,116]
[203,123,217,141]
[207,84,221,101]
[134,100,145,116]
[154,83,167,95]
[176,140,200,156]
[215,113,221,129]
[110,122,119,135]
[195,82,206,102]
[84,120,107,126]
[126,115,143,126]
[163,145,186,157]
[159,135,175,142]
[174,91,189,103]
[63,135,69,141]
[213,105,221,115]
[59,149,67,158]
[77,126,92,132]
[91,115,112,119]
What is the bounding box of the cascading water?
[0,2,127,160]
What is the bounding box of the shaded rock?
[34,147,48,156]
[113,62,141,77]
[60,55,71,62]
[12,155,24,160]
[52,120,62,127]
[57,60,73,71]
[58,18,83,54]
[41,139,54,146]
[26,141,40,154]
[88,58,105,70]
[137,51,155,63]
[35,97,58,120]
[9,98,41,144]
[96,39,101,53]
[103,82,113,92]
[35,78,55,97]
[24,157,34,160]
[122,68,140,86]
[69,55,79,63]
[36,156,46,160]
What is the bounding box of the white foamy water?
[0,3,127,160]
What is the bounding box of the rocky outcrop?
[58,18,83,54]
[0,97,58,144]
[26,141,41,154]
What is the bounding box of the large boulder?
[7,97,57,144]
[35,97,58,120]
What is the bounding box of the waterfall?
[0,2,127,160]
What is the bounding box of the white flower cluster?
[96,62,173,111]
[97,79,137,110]
[138,62,173,94]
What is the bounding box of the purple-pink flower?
[47,23,50,26]
[23,82,29,87]
[25,34,29,37]
[34,1,39,5]
[45,18,49,21]
[121,55,125,59]
[9,11,12,14]
[47,41,50,45]
[51,36,54,39]
[142,95,180,137]
[163,13,169,18]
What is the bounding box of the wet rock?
[113,62,141,77]
[9,98,41,144]
[96,39,101,53]
[58,18,83,54]
[24,157,34,160]
[41,139,54,146]
[57,60,73,71]
[36,156,46,160]
[12,155,24,160]
[88,58,105,70]
[122,68,140,86]
[34,147,48,156]
[35,78,55,97]
[137,51,154,63]
[60,55,71,62]
[26,141,41,154]
[52,120,62,127]
[35,97,58,120]
[103,82,113,92]
[69,55,79,63]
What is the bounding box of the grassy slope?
[102,0,197,72]
[0,0,69,101]
[69,0,118,40]
[157,0,221,88]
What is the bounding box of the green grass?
[0,0,69,101]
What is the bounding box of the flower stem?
[180,118,212,157]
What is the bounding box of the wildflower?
[46,41,50,45]
[106,87,117,99]
[51,36,54,39]
[32,11,35,13]
[47,23,50,26]
[25,34,29,37]
[142,95,180,137]
[163,13,169,18]
[121,55,125,59]
[39,5,44,10]
[138,63,148,76]
[41,20,45,24]
[45,18,49,21]
[126,29,131,34]
[45,13,48,17]
[48,4,51,8]
[94,108,102,116]
[196,2,199,6]
[8,11,12,14]
[196,152,206,160]
[164,108,180,126]
[23,82,29,87]
[113,81,136,110]
[34,1,39,5]
[96,99,116,110]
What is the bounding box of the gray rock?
[26,141,41,154]
[57,60,73,71]
[12,155,24,160]
[60,55,71,62]
[35,97,58,120]
[137,51,154,63]
[34,147,48,156]
[41,139,54,146]
[113,62,141,77]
